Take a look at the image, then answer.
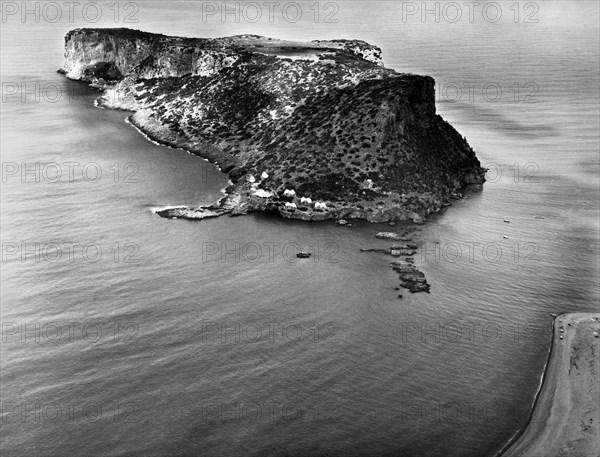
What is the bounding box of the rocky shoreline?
[61,28,485,224]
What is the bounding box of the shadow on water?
[439,101,561,139]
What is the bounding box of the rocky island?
[61,28,485,223]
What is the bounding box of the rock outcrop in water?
[62,28,485,223]
[362,231,430,293]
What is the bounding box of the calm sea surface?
[1,2,598,456]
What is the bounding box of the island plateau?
[61,28,485,223]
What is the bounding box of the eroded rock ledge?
[62,28,485,223]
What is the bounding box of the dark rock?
[82,61,122,82]
[361,241,429,293]
[391,244,418,250]
[391,260,430,293]
[155,206,230,220]
[229,167,248,182]
[375,232,403,240]
[390,249,417,256]
[360,248,390,254]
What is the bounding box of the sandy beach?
[501,313,600,457]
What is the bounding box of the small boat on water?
[297,252,312,258]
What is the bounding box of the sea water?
[1,2,598,456]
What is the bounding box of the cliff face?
[62,28,484,223]
[63,28,383,81]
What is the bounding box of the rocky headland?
[61,28,485,223]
